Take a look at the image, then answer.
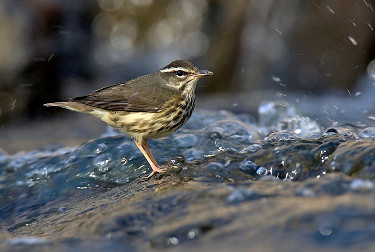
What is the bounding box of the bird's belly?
[149,106,194,139]
[105,98,194,140]
[150,97,195,138]
[106,112,154,138]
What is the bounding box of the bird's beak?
[194,69,213,78]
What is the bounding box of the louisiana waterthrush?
[45,60,213,178]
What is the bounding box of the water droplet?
[239,159,257,171]
[367,59,375,80]
[358,127,375,141]
[227,188,261,204]
[298,188,316,197]
[187,228,199,239]
[167,237,179,246]
[294,128,302,134]
[348,36,358,46]
[275,28,283,35]
[96,143,108,154]
[326,5,335,14]
[93,154,112,173]
[206,162,224,170]
[319,223,333,236]
[256,167,268,176]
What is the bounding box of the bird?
[44,60,213,178]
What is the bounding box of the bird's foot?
[144,165,169,179]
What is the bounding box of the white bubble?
[319,224,332,236]
[294,129,302,134]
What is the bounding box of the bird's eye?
[176,70,186,77]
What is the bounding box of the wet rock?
[324,124,361,138]
[239,135,344,181]
[296,174,352,196]
[2,104,375,252]
[97,212,152,239]
[327,140,375,178]
[284,205,375,248]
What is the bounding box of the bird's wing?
[70,74,177,112]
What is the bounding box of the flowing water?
[1,101,375,251]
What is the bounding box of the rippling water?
[1,101,375,251]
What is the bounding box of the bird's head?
[159,60,213,95]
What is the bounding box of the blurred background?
[1,0,375,153]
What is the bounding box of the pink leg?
[135,139,167,178]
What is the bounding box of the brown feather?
[71,73,179,112]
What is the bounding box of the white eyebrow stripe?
[160,67,189,73]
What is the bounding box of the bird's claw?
[144,166,169,179]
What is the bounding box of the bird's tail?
[44,102,94,113]
[44,102,69,108]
